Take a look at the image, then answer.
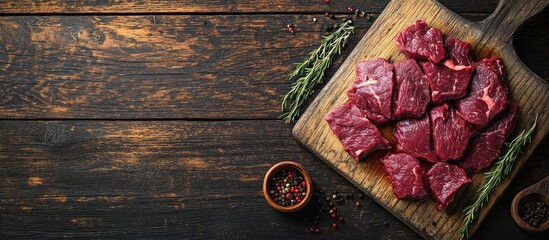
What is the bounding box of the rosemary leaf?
[458,115,538,239]
[281,21,355,123]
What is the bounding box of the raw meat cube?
[459,101,519,172]
[430,103,472,162]
[395,20,445,63]
[427,162,471,210]
[394,114,438,163]
[422,38,475,104]
[326,101,390,162]
[457,57,508,128]
[445,37,474,66]
[381,153,428,200]
[347,58,394,125]
[394,58,430,120]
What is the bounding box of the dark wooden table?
[0,1,547,239]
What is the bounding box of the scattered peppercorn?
[306,186,366,234]
[355,201,362,207]
[268,169,306,206]
[519,200,548,227]
[287,23,295,34]
[347,7,354,12]
[324,0,330,3]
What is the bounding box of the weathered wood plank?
[0,0,499,14]
[0,13,547,119]
[0,120,545,239]
[0,120,418,239]
[0,14,375,119]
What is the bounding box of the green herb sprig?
[459,115,538,239]
[281,20,355,123]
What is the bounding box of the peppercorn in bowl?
[262,161,313,212]
[511,192,549,233]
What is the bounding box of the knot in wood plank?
[41,123,72,145]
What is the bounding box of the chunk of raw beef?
[393,59,430,119]
[422,38,475,104]
[457,57,508,128]
[394,114,438,163]
[381,153,427,200]
[395,20,445,63]
[326,101,390,162]
[427,162,471,210]
[347,58,394,124]
[459,101,519,172]
[444,37,474,66]
[430,103,472,162]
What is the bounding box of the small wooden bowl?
[510,176,549,233]
[262,161,313,212]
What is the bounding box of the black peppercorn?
[519,201,548,227]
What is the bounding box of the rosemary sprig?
[281,20,355,123]
[458,115,538,239]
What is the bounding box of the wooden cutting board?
[292,0,549,239]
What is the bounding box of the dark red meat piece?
[445,38,474,66]
[422,38,475,104]
[347,58,394,124]
[430,103,472,162]
[459,101,519,172]
[457,57,508,128]
[393,58,430,120]
[394,114,438,163]
[326,101,390,162]
[395,20,445,63]
[427,162,471,210]
[381,153,427,200]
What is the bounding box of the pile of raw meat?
[326,20,518,210]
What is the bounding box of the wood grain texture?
[0,120,421,239]
[293,0,549,239]
[0,13,547,120]
[0,0,499,14]
[0,14,376,119]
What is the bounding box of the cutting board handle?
[480,0,549,41]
